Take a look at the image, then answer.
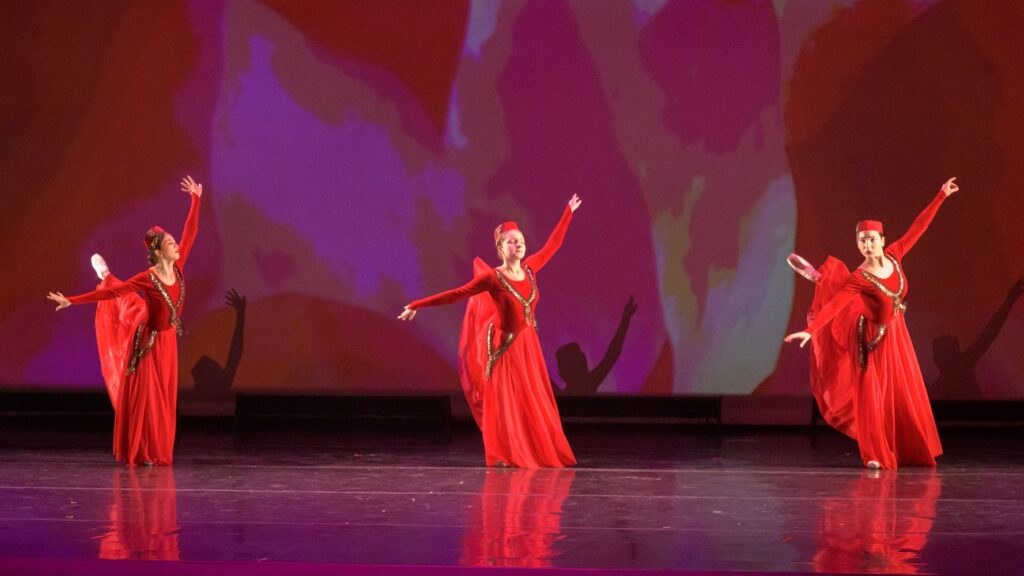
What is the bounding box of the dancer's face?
[499,230,526,263]
[857,231,884,259]
[157,234,181,262]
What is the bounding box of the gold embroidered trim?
[126,323,158,375]
[495,265,538,328]
[485,322,517,380]
[859,254,907,315]
[857,315,888,371]
[148,266,186,336]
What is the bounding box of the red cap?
[144,226,167,250]
[855,220,884,234]
[494,221,520,244]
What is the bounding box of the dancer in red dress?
[398,195,581,468]
[785,178,958,469]
[48,175,203,466]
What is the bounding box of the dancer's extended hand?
[47,292,70,311]
[940,177,958,197]
[568,194,582,212]
[397,306,417,321]
[181,175,203,198]
[784,331,811,348]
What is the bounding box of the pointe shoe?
[91,253,110,280]
[787,253,821,283]
[866,460,882,470]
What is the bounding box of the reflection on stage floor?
[1,422,1022,575]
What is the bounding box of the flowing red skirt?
[459,260,576,468]
[95,276,178,466]
[809,258,942,468]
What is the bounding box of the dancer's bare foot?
[787,253,821,283]
[866,460,882,470]
[91,253,110,280]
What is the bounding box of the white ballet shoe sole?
[91,253,109,280]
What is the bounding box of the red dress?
[409,206,577,468]
[806,192,944,468]
[68,195,200,465]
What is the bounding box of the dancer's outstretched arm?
[784,275,863,348]
[887,177,958,260]
[398,273,493,321]
[525,194,581,272]
[177,175,203,269]
[48,272,150,311]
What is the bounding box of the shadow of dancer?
[191,289,246,401]
[555,296,637,395]
[930,276,1024,399]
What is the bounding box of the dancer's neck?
[152,260,175,280]
[501,260,524,278]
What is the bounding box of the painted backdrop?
[2,0,1022,399]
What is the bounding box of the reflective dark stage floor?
[1,419,1022,575]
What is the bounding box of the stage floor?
[1,421,1022,575]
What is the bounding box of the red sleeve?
[886,191,946,260]
[408,272,493,309]
[178,194,201,269]
[67,272,151,305]
[524,204,573,272]
[807,274,865,334]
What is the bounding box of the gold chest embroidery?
[495,266,538,328]
[148,266,186,336]
[859,254,907,315]
[127,267,186,375]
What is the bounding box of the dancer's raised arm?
[525,194,581,272]
[177,175,203,269]
[887,177,957,260]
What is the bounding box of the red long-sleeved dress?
[804,192,944,468]
[409,206,577,468]
[68,194,200,465]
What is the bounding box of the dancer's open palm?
[181,175,203,198]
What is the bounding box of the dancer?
[47,175,203,466]
[784,178,958,469]
[398,195,581,468]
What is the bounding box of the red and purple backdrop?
[2,0,1022,399]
